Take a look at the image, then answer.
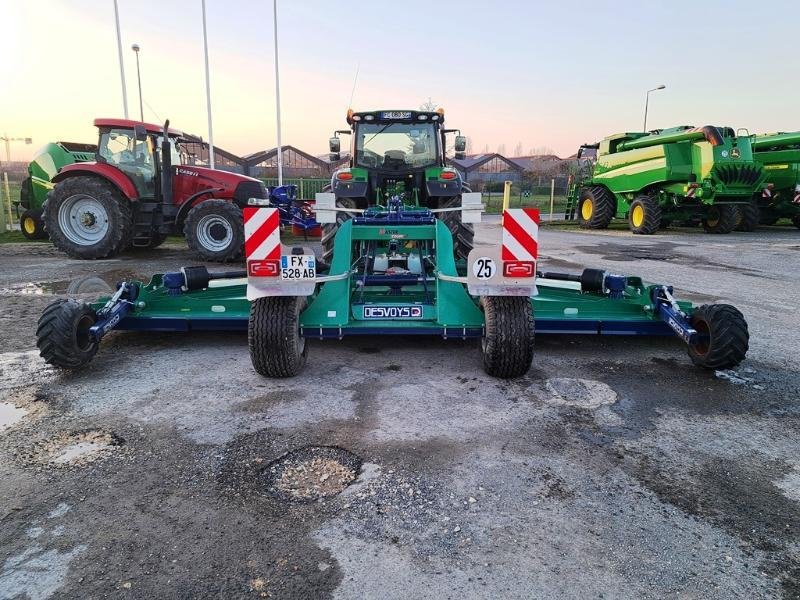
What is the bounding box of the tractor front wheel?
[628,194,661,235]
[437,195,474,261]
[480,296,535,378]
[320,197,357,265]
[735,200,760,232]
[249,296,308,377]
[701,205,737,234]
[578,186,615,229]
[20,208,47,240]
[184,200,244,262]
[36,299,99,369]
[687,304,749,369]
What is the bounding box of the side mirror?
[134,124,147,141]
[455,151,466,160]
[454,135,467,153]
[330,152,340,162]
[329,137,341,153]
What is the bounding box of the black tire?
[437,195,474,261]
[577,185,615,229]
[627,194,661,235]
[701,205,738,234]
[184,200,244,262]
[735,200,759,232]
[36,299,99,369]
[19,177,33,210]
[480,296,535,378]
[659,219,671,229]
[320,197,357,265]
[20,208,48,240]
[792,215,800,229]
[130,232,168,250]
[43,176,133,259]
[249,296,307,377]
[687,304,749,369]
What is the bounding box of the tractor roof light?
[431,115,440,121]
[417,114,428,120]
[352,115,361,121]
[364,114,375,121]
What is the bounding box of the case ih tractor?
[42,118,269,261]
[570,126,764,235]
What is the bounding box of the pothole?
[544,378,618,409]
[26,430,122,467]
[0,402,28,431]
[265,445,361,502]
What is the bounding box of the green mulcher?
[568,126,765,235]
[743,131,800,230]
[17,141,97,239]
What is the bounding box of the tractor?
[744,131,800,230]
[568,126,765,234]
[42,118,269,261]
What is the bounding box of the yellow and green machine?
[748,132,800,229]
[568,126,765,234]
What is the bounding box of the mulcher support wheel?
[687,304,749,369]
[735,200,760,232]
[628,194,662,235]
[480,296,535,378]
[702,205,738,234]
[184,200,244,262]
[578,185,616,229]
[36,299,99,369]
[249,296,307,377]
[438,195,474,261]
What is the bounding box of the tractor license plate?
[381,111,412,119]
[280,255,316,280]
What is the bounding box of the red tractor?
[43,118,268,261]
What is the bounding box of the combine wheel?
[320,197,357,265]
[687,304,749,369]
[577,186,615,229]
[185,200,244,262]
[36,299,99,369]
[43,176,133,259]
[20,208,48,240]
[437,195,474,261]
[480,296,535,378]
[701,205,737,234]
[735,200,760,232]
[249,296,308,377]
[627,194,661,235]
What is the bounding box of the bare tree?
[497,143,506,155]
[513,141,523,157]
[465,136,474,154]
[482,143,489,154]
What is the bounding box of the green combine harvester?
[34,111,751,379]
[748,131,800,229]
[569,126,764,234]
[17,141,97,239]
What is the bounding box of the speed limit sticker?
[472,257,496,280]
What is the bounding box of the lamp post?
[273,0,283,185]
[643,84,666,132]
[131,43,144,122]
[113,0,129,119]
[201,0,215,169]
[0,135,33,230]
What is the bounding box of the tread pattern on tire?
[480,296,535,378]
[437,195,474,261]
[628,194,662,235]
[43,176,133,259]
[184,200,244,262]
[578,185,615,229]
[702,205,738,234]
[320,197,357,265]
[36,299,99,369]
[735,200,760,232]
[20,208,48,240]
[249,296,307,377]
[687,304,749,369]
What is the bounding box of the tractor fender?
[426,180,462,197]
[52,163,138,200]
[332,179,368,198]
[174,188,225,226]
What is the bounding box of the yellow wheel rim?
[23,217,36,234]
[631,205,645,228]
[581,198,594,220]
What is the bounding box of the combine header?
[749,132,800,229]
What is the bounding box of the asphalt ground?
[1,221,799,599]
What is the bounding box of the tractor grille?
[712,164,762,187]
[234,180,268,204]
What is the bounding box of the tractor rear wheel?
[578,186,615,229]
[184,200,244,262]
[43,176,133,259]
[437,195,474,261]
[249,296,307,377]
[480,296,535,378]
[36,299,99,369]
[687,304,749,369]
[735,200,760,232]
[20,208,47,240]
[701,205,737,234]
[320,197,357,265]
[627,194,661,235]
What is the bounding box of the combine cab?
[748,132,800,229]
[569,126,765,234]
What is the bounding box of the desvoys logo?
[363,306,423,319]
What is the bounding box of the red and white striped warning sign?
[502,208,539,261]
[244,207,281,260]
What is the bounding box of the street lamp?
[201,0,215,169]
[273,0,283,185]
[643,84,666,132]
[131,43,144,122]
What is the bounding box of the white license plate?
[381,111,412,119]
[280,255,316,280]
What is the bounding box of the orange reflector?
[337,171,353,181]
[440,171,456,180]
[248,259,280,277]
[503,261,535,277]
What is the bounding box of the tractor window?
[356,123,438,169]
[98,128,156,198]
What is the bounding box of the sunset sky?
[1,0,797,163]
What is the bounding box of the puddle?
[26,430,121,467]
[774,464,800,503]
[544,377,618,409]
[0,401,28,431]
[0,271,142,297]
[265,445,361,502]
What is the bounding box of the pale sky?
[1,0,797,163]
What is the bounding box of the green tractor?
[17,142,97,239]
[745,131,800,229]
[569,126,765,234]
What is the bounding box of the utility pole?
[273,0,283,185]
[113,0,129,119]
[201,0,215,169]
[132,43,144,122]
[643,85,666,132]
